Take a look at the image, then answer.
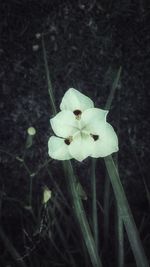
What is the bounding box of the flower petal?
[81,108,108,133]
[50,110,78,138]
[48,136,72,160]
[68,133,93,162]
[91,123,119,157]
[60,88,94,112]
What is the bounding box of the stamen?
[91,134,99,141]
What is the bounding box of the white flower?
[48,88,119,162]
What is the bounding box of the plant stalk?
[64,161,103,267]
[104,155,149,267]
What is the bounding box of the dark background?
[0,0,150,266]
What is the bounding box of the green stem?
[105,66,122,110]
[22,161,33,207]
[114,156,124,267]
[116,203,124,267]
[41,35,57,115]
[64,161,103,267]
[103,173,110,250]
[104,155,149,267]
[91,158,98,250]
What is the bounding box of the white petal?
[81,108,108,133]
[60,88,94,112]
[48,136,72,160]
[91,123,119,158]
[68,133,93,161]
[50,110,78,138]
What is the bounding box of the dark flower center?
[73,110,82,116]
[64,136,73,145]
[91,134,99,141]
[64,139,71,145]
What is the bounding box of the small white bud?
[27,127,36,136]
[43,187,52,204]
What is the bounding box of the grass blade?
[103,65,122,251]
[104,155,149,267]
[116,203,124,267]
[105,66,122,110]
[91,158,99,250]
[41,35,57,115]
[103,173,110,250]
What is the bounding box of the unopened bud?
[27,127,36,136]
[43,186,52,204]
[26,127,36,148]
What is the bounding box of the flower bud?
[27,127,36,136]
[43,186,52,204]
[26,127,36,148]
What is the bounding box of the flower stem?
[91,158,98,250]
[64,161,103,267]
[103,173,110,250]
[116,203,124,267]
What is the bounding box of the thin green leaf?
[104,155,149,267]
[105,66,122,110]
[91,158,99,250]
[41,35,57,115]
